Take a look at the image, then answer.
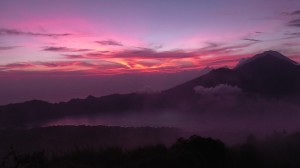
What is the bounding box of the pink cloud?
[42,46,91,52]
[0,60,127,73]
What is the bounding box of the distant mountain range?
[1,50,300,127]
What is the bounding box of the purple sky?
[0,0,300,104]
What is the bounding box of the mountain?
[235,51,300,95]
[1,51,300,127]
[235,50,297,68]
[166,50,300,97]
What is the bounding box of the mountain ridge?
[235,50,297,68]
[166,50,300,97]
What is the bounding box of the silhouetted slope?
[235,51,300,96]
[0,100,55,127]
[0,93,166,127]
[164,68,239,102]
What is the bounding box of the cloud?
[242,38,262,42]
[0,28,71,37]
[0,40,257,74]
[114,48,197,59]
[63,49,202,72]
[43,47,91,52]
[194,84,241,96]
[38,61,92,68]
[283,42,300,47]
[64,40,257,61]
[63,51,111,59]
[283,32,300,39]
[278,10,300,28]
[290,10,300,15]
[1,63,33,69]
[64,54,84,59]
[0,60,127,72]
[136,59,163,67]
[288,18,300,27]
[61,42,256,71]
[0,46,20,50]
[204,42,223,48]
[196,42,259,57]
[64,48,199,60]
[285,32,300,36]
[151,44,163,49]
[95,40,123,46]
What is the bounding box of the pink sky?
[0,0,300,104]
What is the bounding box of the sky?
[1,0,300,104]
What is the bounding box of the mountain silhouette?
[166,50,300,97]
[1,51,300,127]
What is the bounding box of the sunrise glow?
[1,0,300,76]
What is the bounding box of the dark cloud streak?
[288,18,300,27]
[291,10,300,15]
[0,46,20,50]
[95,40,123,46]
[242,38,262,42]
[43,47,90,52]
[284,32,300,39]
[0,28,71,37]
[0,60,127,71]
[197,42,259,55]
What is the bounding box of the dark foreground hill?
[0,125,186,157]
[2,132,300,168]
